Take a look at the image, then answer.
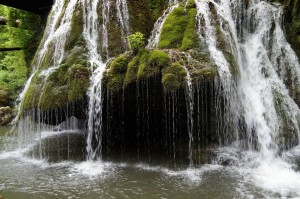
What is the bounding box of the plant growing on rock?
[127,32,145,55]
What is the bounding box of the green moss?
[105,54,131,92]
[124,53,141,85]
[127,0,166,40]
[68,4,84,50]
[110,55,130,74]
[21,73,42,111]
[162,62,186,91]
[138,50,170,78]
[39,83,68,110]
[158,7,187,49]
[21,62,90,112]
[192,67,218,80]
[223,52,239,75]
[180,6,198,51]
[162,73,180,91]
[67,64,90,102]
[158,0,199,50]
[48,64,70,84]
[63,46,87,67]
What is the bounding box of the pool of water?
[0,128,300,199]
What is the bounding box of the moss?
[39,84,68,110]
[105,54,131,92]
[162,62,186,91]
[162,73,180,91]
[63,46,87,67]
[223,52,239,75]
[180,5,198,51]
[48,63,70,84]
[158,7,187,49]
[106,4,124,58]
[185,0,197,9]
[21,62,90,112]
[67,64,90,102]
[158,1,199,50]
[124,53,141,85]
[68,4,84,50]
[127,0,166,40]
[21,73,42,111]
[192,67,218,80]
[138,50,170,78]
[110,55,130,74]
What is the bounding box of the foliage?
[127,32,146,54]
[0,5,41,105]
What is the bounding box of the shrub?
[127,32,145,55]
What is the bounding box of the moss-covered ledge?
[20,61,90,114]
[103,48,218,93]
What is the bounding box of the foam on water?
[69,161,116,178]
[134,163,222,184]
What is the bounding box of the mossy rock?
[110,54,130,74]
[39,84,68,110]
[162,62,186,91]
[180,1,199,51]
[127,0,166,39]
[68,3,85,50]
[158,0,199,50]
[0,89,11,106]
[192,67,218,80]
[162,73,180,91]
[138,50,170,78]
[105,53,131,92]
[124,53,141,85]
[158,7,187,49]
[67,64,90,102]
[21,62,90,112]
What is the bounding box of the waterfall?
[83,0,130,161]
[116,0,130,48]
[13,0,80,155]
[195,0,300,160]
[82,0,106,161]
[16,0,79,120]
[182,64,194,166]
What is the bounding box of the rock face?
[0,89,11,107]
[0,106,15,126]
[0,16,7,25]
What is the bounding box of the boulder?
[0,16,7,25]
[0,106,15,126]
[0,89,11,107]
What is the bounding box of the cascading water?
[14,0,80,154]
[182,64,194,167]
[83,0,130,161]
[116,0,130,47]
[81,0,105,161]
[195,0,300,195]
